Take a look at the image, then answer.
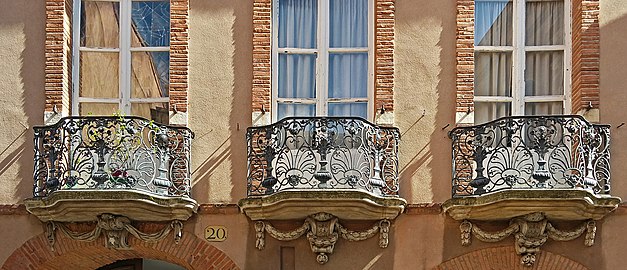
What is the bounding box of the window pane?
[475,102,511,124]
[525,102,563,115]
[328,53,367,99]
[329,0,367,48]
[526,0,564,46]
[329,103,367,118]
[278,54,316,98]
[278,0,317,48]
[474,52,512,97]
[131,102,169,121]
[475,0,512,46]
[81,1,120,48]
[278,103,315,119]
[79,103,119,116]
[131,51,169,98]
[525,51,564,96]
[131,1,170,47]
[80,51,119,98]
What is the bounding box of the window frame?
[473,0,572,119]
[270,0,375,122]
[71,0,171,116]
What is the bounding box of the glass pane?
[329,0,367,48]
[131,1,170,47]
[525,102,563,115]
[526,0,564,46]
[278,103,315,119]
[79,103,119,116]
[131,102,169,121]
[475,102,511,124]
[328,53,367,99]
[278,54,316,98]
[131,51,169,98]
[80,51,119,98]
[474,52,512,97]
[329,103,367,118]
[278,0,317,48]
[475,0,513,46]
[81,1,120,48]
[525,51,564,96]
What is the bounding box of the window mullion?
[316,0,329,116]
[271,0,279,122]
[513,0,526,115]
[71,0,82,116]
[119,0,132,114]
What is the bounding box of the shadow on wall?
[188,0,252,203]
[0,1,46,202]
[396,0,456,204]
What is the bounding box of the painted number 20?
[205,226,227,242]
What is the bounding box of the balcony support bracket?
[44,213,183,251]
[460,212,596,267]
[254,212,390,264]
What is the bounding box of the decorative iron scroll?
[460,212,596,267]
[254,213,391,264]
[449,115,610,197]
[246,117,400,196]
[45,214,183,250]
[33,116,194,197]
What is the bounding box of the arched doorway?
[1,231,239,270]
[434,246,589,270]
[98,258,186,270]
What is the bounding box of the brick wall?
[455,0,474,117]
[170,0,189,114]
[571,0,600,116]
[251,0,396,119]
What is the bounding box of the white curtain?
[277,0,368,119]
[524,0,564,115]
[278,0,317,118]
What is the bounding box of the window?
[73,0,170,119]
[473,0,570,123]
[272,0,373,121]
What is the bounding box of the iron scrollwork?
[246,117,400,196]
[33,116,194,197]
[450,115,611,197]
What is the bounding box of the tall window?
[272,0,373,120]
[474,0,570,123]
[73,0,170,119]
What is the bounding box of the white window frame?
[71,0,170,116]
[270,0,375,122]
[473,0,571,117]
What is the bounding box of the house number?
[205,226,227,242]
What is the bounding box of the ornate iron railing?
[33,116,194,197]
[450,115,611,197]
[246,117,400,196]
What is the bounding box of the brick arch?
[434,246,588,270]
[1,230,239,270]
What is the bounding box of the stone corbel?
[45,213,183,250]
[254,212,391,264]
[460,212,596,267]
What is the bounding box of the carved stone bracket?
[460,212,596,267]
[45,213,183,250]
[254,212,390,264]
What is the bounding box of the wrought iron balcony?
[239,117,406,221]
[25,116,197,223]
[443,115,620,221]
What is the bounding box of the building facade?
[0,0,626,269]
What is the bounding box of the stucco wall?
[0,0,45,204]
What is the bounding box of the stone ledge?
[442,189,621,221]
[24,190,198,222]
[238,190,406,221]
